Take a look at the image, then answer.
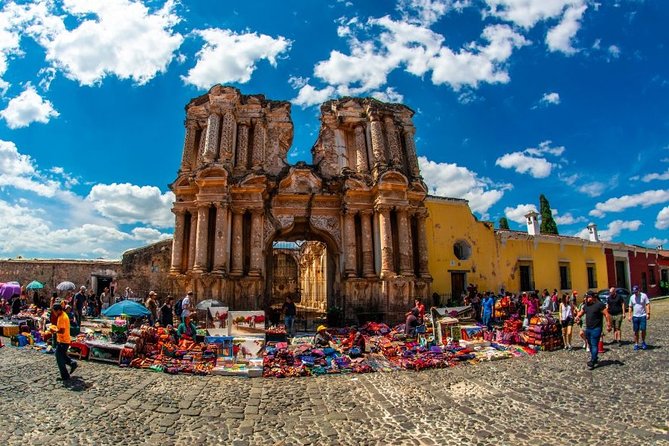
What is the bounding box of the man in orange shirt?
[50,303,78,383]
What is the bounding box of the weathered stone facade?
[121,239,173,296]
[168,85,431,322]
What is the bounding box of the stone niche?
[168,85,432,324]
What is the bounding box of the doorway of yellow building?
[451,272,466,304]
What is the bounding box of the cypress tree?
[539,194,559,235]
[498,217,510,230]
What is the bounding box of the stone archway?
[168,85,432,323]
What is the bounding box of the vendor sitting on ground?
[343,326,366,357]
[313,325,334,348]
[405,308,420,337]
[177,314,198,340]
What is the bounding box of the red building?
[604,243,663,297]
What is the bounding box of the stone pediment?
[378,171,408,186]
[278,167,323,195]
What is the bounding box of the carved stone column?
[235,123,249,170]
[203,113,220,162]
[354,125,368,173]
[213,203,228,273]
[193,204,210,273]
[384,116,401,166]
[170,209,186,274]
[403,127,420,178]
[251,121,265,169]
[377,205,394,277]
[415,209,430,278]
[249,208,263,276]
[180,120,197,171]
[230,208,245,276]
[397,208,413,276]
[187,211,198,271]
[344,208,357,277]
[360,210,375,277]
[369,113,387,169]
[219,111,236,163]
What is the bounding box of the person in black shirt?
[282,296,297,337]
[575,291,612,370]
[606,287,625,346]
[11,294,21,315]
[160,298,174,328]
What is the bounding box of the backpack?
[175,298,183,317]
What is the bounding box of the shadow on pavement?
[597,359,625,368]
[64,377,91,392]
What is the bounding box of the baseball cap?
[585,290,596,297]
[632,285,639,292]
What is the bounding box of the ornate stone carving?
[180,121,197,171]
[309,215,341,251]
[369,113,387,168]
[384,116,401,166]
[219,111,236,162]
[251,120,265,169]
[235,123,249,170]
[354,125,369,173]
[203,113,221,162]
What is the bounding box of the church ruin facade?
[168,85,431,322]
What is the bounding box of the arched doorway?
[265,218,340,330]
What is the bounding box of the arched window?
[453,240,472,260]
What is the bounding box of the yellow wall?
[425,196,609,297]
[425,197,500,296]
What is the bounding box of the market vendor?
[343,326,365,357]
[405,308,420,337]
[313,325,334,348]
[177,314,198,340]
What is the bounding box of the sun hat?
[316,325,327,332]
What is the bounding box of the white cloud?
[0,84,59,129]
[496,152,553,178]
[0,3,24,92]
[552,211,586,225]
[294,16,528,105]
[86,183,175,228]
[578,181,606,197]
[539,91,560,106]
[398,0,453,26]
[419,156,509,214]
[292,84,336,108]
[0,139,59,197]
[371,86,404,103]
[183,29,291,89]
[656,206,669,230]
[641,169,669,182]
[546,4,587,54]
[643,237,668,248]
[485,0,586,29]
[559,172,579,186]
[589,190,669,217]
[504,203,537,224]
[599,220,642,241]
[608,44,621,58]
[23,0,184,86]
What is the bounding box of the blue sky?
[0,0,667,259]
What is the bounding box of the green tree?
[539,194,559,235]
[498,217,510,230]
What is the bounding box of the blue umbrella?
[102,300,151,318]
[26,280,44,290]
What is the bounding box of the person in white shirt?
[181,291,193,319]
[628,285,651,350]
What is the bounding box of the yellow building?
[425,197,608,301]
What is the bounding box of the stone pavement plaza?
[1,302,668,446]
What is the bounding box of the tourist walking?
[282,296,297,337]
[605,287,625,346]
[481,293,494,330]
[50,303,78,383]
[145,291,158,325]
[73,286,86,322]
[559,293,575,350]
[628,285,651,350]
[575,291,612,370]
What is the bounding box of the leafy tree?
[498,217,510,230]
[539,194,559,235]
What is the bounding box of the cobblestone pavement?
[1,301,668,446]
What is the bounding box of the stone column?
[230,208,245,276]
[249,208,263,276]
[235,123,249,170]
[219,111,236,163]
[192,204,210,273]
[360,210,375,277]
[384,116,401,166]
[354,125,368,173]
[203,113,221,162]
[415,209,430,278]
[377,205,394,277]
[180,120,197,171]
[369,113,387,169]
[344,208,357,277]
[187,211,198,271]
[170,209,186,274]
[213,203,228,273]
[397,208,413,276]
[251,121,265,169]
[403,127,420,178]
